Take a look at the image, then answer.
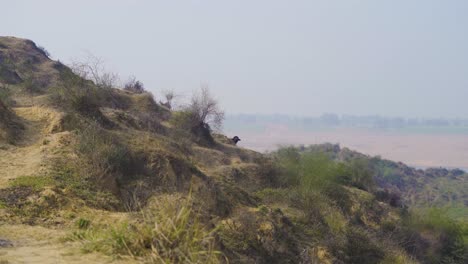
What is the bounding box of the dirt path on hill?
[0,107,54,188]
[0,224,135,264]
[0,107,134,263]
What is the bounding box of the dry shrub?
[70,53,119,90]
[171,86,224,146]
[70,194,221,263]
[123,76,146,94]
[342,228,385,264]
[76,122,134,193]
[217,207,299,263]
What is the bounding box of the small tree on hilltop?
[171,85,224,145]
[160,89,177,109]
[189,85,224,131]
[70,53,119,90]
[124,75,146,94]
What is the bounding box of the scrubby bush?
[70,194,221,263]
[255,157,283,187]
[171,86,224,145]
[272,147,301,187]
[50,69,100,112]
[339,158,375,191]
[133,111,166,134]
[267,147,353,218]
[76,122,135,192]
[343,227,385,264]
[217,207,299,263]
[66,55,128,110]
[70,53,119,90]
[400,208,468,263]
[375,189,402,207]
[21,74,50,94]
[123,76,146,94]
[274,148,344,193]
[189,86,224,131]
[160,89,177,109]
[50,69,116,127]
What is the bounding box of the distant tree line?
[226,113,468,130]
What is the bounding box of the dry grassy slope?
[0,107,122,263]
[0,111,268,263]
[0,36,274,263]
[0,37,453,263]
[0,105,107,263]
[310,144,468,221]
[0,37,146,263]
[0,224,137,264]
[0,36,63,90]
[0,107,61,186]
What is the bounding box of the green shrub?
[274,148,341,191]
[275,149,352,208]
[343,228,385,264]
[273,147,301,187]
[401,208,468,263]
[339,158,375,191]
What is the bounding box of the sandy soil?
[0,107,52,188]
[0,107,128,264]
[0,224,135,264]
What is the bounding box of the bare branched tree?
[124,75,146,93]
[160,89,177,109]
[188,85,225,131]
[70,53,119,89]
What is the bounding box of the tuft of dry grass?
[69,193,222,263]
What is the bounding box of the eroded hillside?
[0,37,466,264]
[302,144,468,221]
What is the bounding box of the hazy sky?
[2,0,468,118]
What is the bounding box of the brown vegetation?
[0,37,466,264]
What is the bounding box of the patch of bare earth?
[0,107,60,187]
[0,107,126,263]
[0,224,134,264]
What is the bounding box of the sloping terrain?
[0,37,466,264]
[0,107,61,186]
[304,143,468,221]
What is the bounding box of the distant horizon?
[226,112,468,122]
[224,125,468,171]
[3,0,468,119]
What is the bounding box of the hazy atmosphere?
[1,1,468,263]
[3,0,468,118]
